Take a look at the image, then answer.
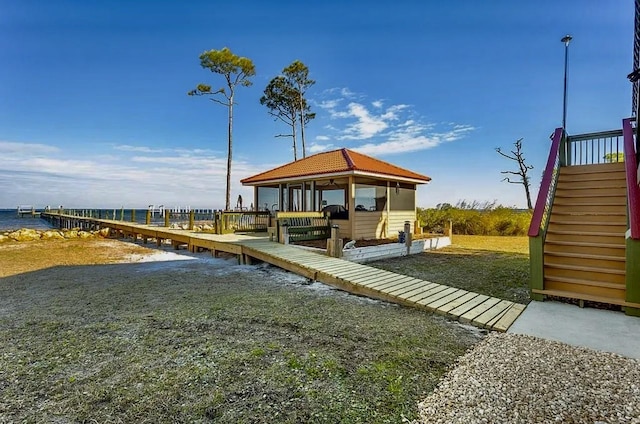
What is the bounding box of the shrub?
[417,202,532,236]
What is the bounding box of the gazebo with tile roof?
[241,148,431,240]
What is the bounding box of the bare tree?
[496,138,534,210]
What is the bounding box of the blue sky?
[0,0,632,209]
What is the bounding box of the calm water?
[0,209,215,232]
[0,209,54,231]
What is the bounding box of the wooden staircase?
[543,162,628,305]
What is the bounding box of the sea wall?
[0,227,111,243]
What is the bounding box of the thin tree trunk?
[524,180,533,210]
[226,94,233,211]
[299,97,306,158]
[292,119,298,161]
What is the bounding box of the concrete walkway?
[508,300,640,359]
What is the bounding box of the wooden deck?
[41,214,527,331]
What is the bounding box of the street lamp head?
[561,35,572,46]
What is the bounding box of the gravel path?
[416,333,640,424]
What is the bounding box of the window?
[257,187,279,211]
[355,184,387,211]
[389,185,415,210]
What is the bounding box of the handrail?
[622,118,640,239]
[528,127,564,237]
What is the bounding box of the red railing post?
[528,128,564,237]
[622,118,640,239]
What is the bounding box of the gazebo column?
[349,175,356,240]
[385,181,391,238]
[253,187,258,211]
[278,184,284,212]
[310,181,316,211]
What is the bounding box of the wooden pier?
[40,212,526,331]
[17,205,39,217]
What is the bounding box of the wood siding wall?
[387,211,415,236]
[354,211,386,239]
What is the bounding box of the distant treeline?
[418,200,532,236]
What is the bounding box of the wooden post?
[529,235,545,301]
[131,209,136,223]
[164,212,170,227]
[445,219,453,238]
[281,222,289,245]
[189,210,195,230]
[404,221,412,254]
[146,210,151,225]
[625,237,640,316]
[327,225,342,258]
[120,207,124,221]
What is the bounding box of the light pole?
[561,35,572,131]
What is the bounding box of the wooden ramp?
[39,214,526,332]
[237,239,525,332]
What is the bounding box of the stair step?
[547,229,625,237]
[545,265,625,285]
[531,289,638,308]
[544,251,625,262]
[560,163,625,174]
[555,180,627,189]
[545,240,625,249]
[544,275,626,298]
[554,188,627,198]
[545,262,625,275]
[547,222,628,234]
[553,199,627,206]
[550,203,627,214]
[551,210,627,225]
[544,275,625,289]
[548,219,625,226]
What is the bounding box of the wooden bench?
[278,216,330,242]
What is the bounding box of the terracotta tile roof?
[241,148,431,184]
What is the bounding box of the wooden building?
[241,148,431,240]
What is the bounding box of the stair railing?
[529,127,564,238]
[622,118,640,240]
[622,118,640,314]
[528,127,564,300]
[565,129,624,165]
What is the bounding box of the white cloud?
[308,143,334,153]
[113,144,163,153]
[0,140,60,154]
[353,124,475,155]
[315,135,330,141]
[0,139,264,209]
[315,88,474,155]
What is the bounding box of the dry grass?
[0,238,480,423]
[0,238,152,278]
[370,235,530,305]
[450,235,529,254]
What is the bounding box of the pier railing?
[44,208,270,234]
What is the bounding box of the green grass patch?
[0,258,479,423]
[371,235,530,305]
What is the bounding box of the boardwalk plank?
[437,292,480,314]
[471,300,513,328]
[423,289,469,310]
[415,287,459,307]
[459,297,502,323]
[386,279,431,296]
[492,304,526,332]
[401,284,448,303]
[368,275,418,292]
[447,294,490,317]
